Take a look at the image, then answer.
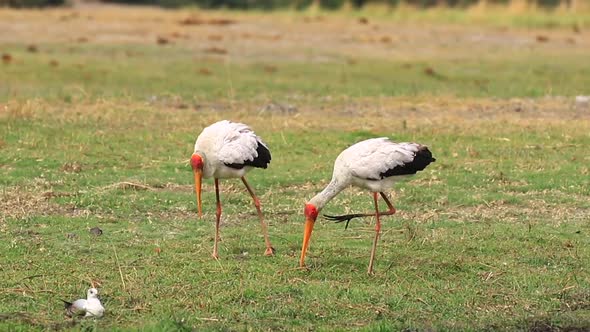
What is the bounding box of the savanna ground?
[1,4,590,331]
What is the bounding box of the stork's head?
[191,153,204,217]
[299,203,319,268]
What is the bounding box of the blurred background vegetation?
[0,0,587,10]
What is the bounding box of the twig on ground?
[100,182,153,192]
[113,245,126,291]
[195,317,220,322]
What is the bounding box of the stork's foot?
[264,247,276,256]
[298,264,310,272]
[211,252,219,260]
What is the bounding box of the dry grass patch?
[0,185,74,225]
[2,96,590,132]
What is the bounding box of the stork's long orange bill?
[193,169,202,217]
[299,218,315,267]
[191,153,204,217]
[300,203,319,268]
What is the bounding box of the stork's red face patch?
[304,203,318,221]
[191,154,204,170]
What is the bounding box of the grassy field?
[1,5,590,331]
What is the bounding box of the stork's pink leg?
[379,192,397,215]
[241,177,275,256]
[212,178,221,259]
[367,192,381,275]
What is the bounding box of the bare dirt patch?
[1,6,588,63]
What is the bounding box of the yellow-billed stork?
[299,137,435,274]
[191,120,275,259]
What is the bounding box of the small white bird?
[191,120,275,259]
[63,288,105,318]
[299,137,436,274]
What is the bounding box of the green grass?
[2,43,590,102]
[1,7,590,331]
[2,108,589,331]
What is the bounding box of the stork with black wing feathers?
[191,120,275,259]
[299,137,435,274]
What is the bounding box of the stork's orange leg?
[379,192,397,215]
[212,178,221,259]
[241,177,275,256]
[367,192,382,275]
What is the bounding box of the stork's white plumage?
[299,137,436,274]
[191,120,274,259]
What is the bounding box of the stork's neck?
[308,178,347,211]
